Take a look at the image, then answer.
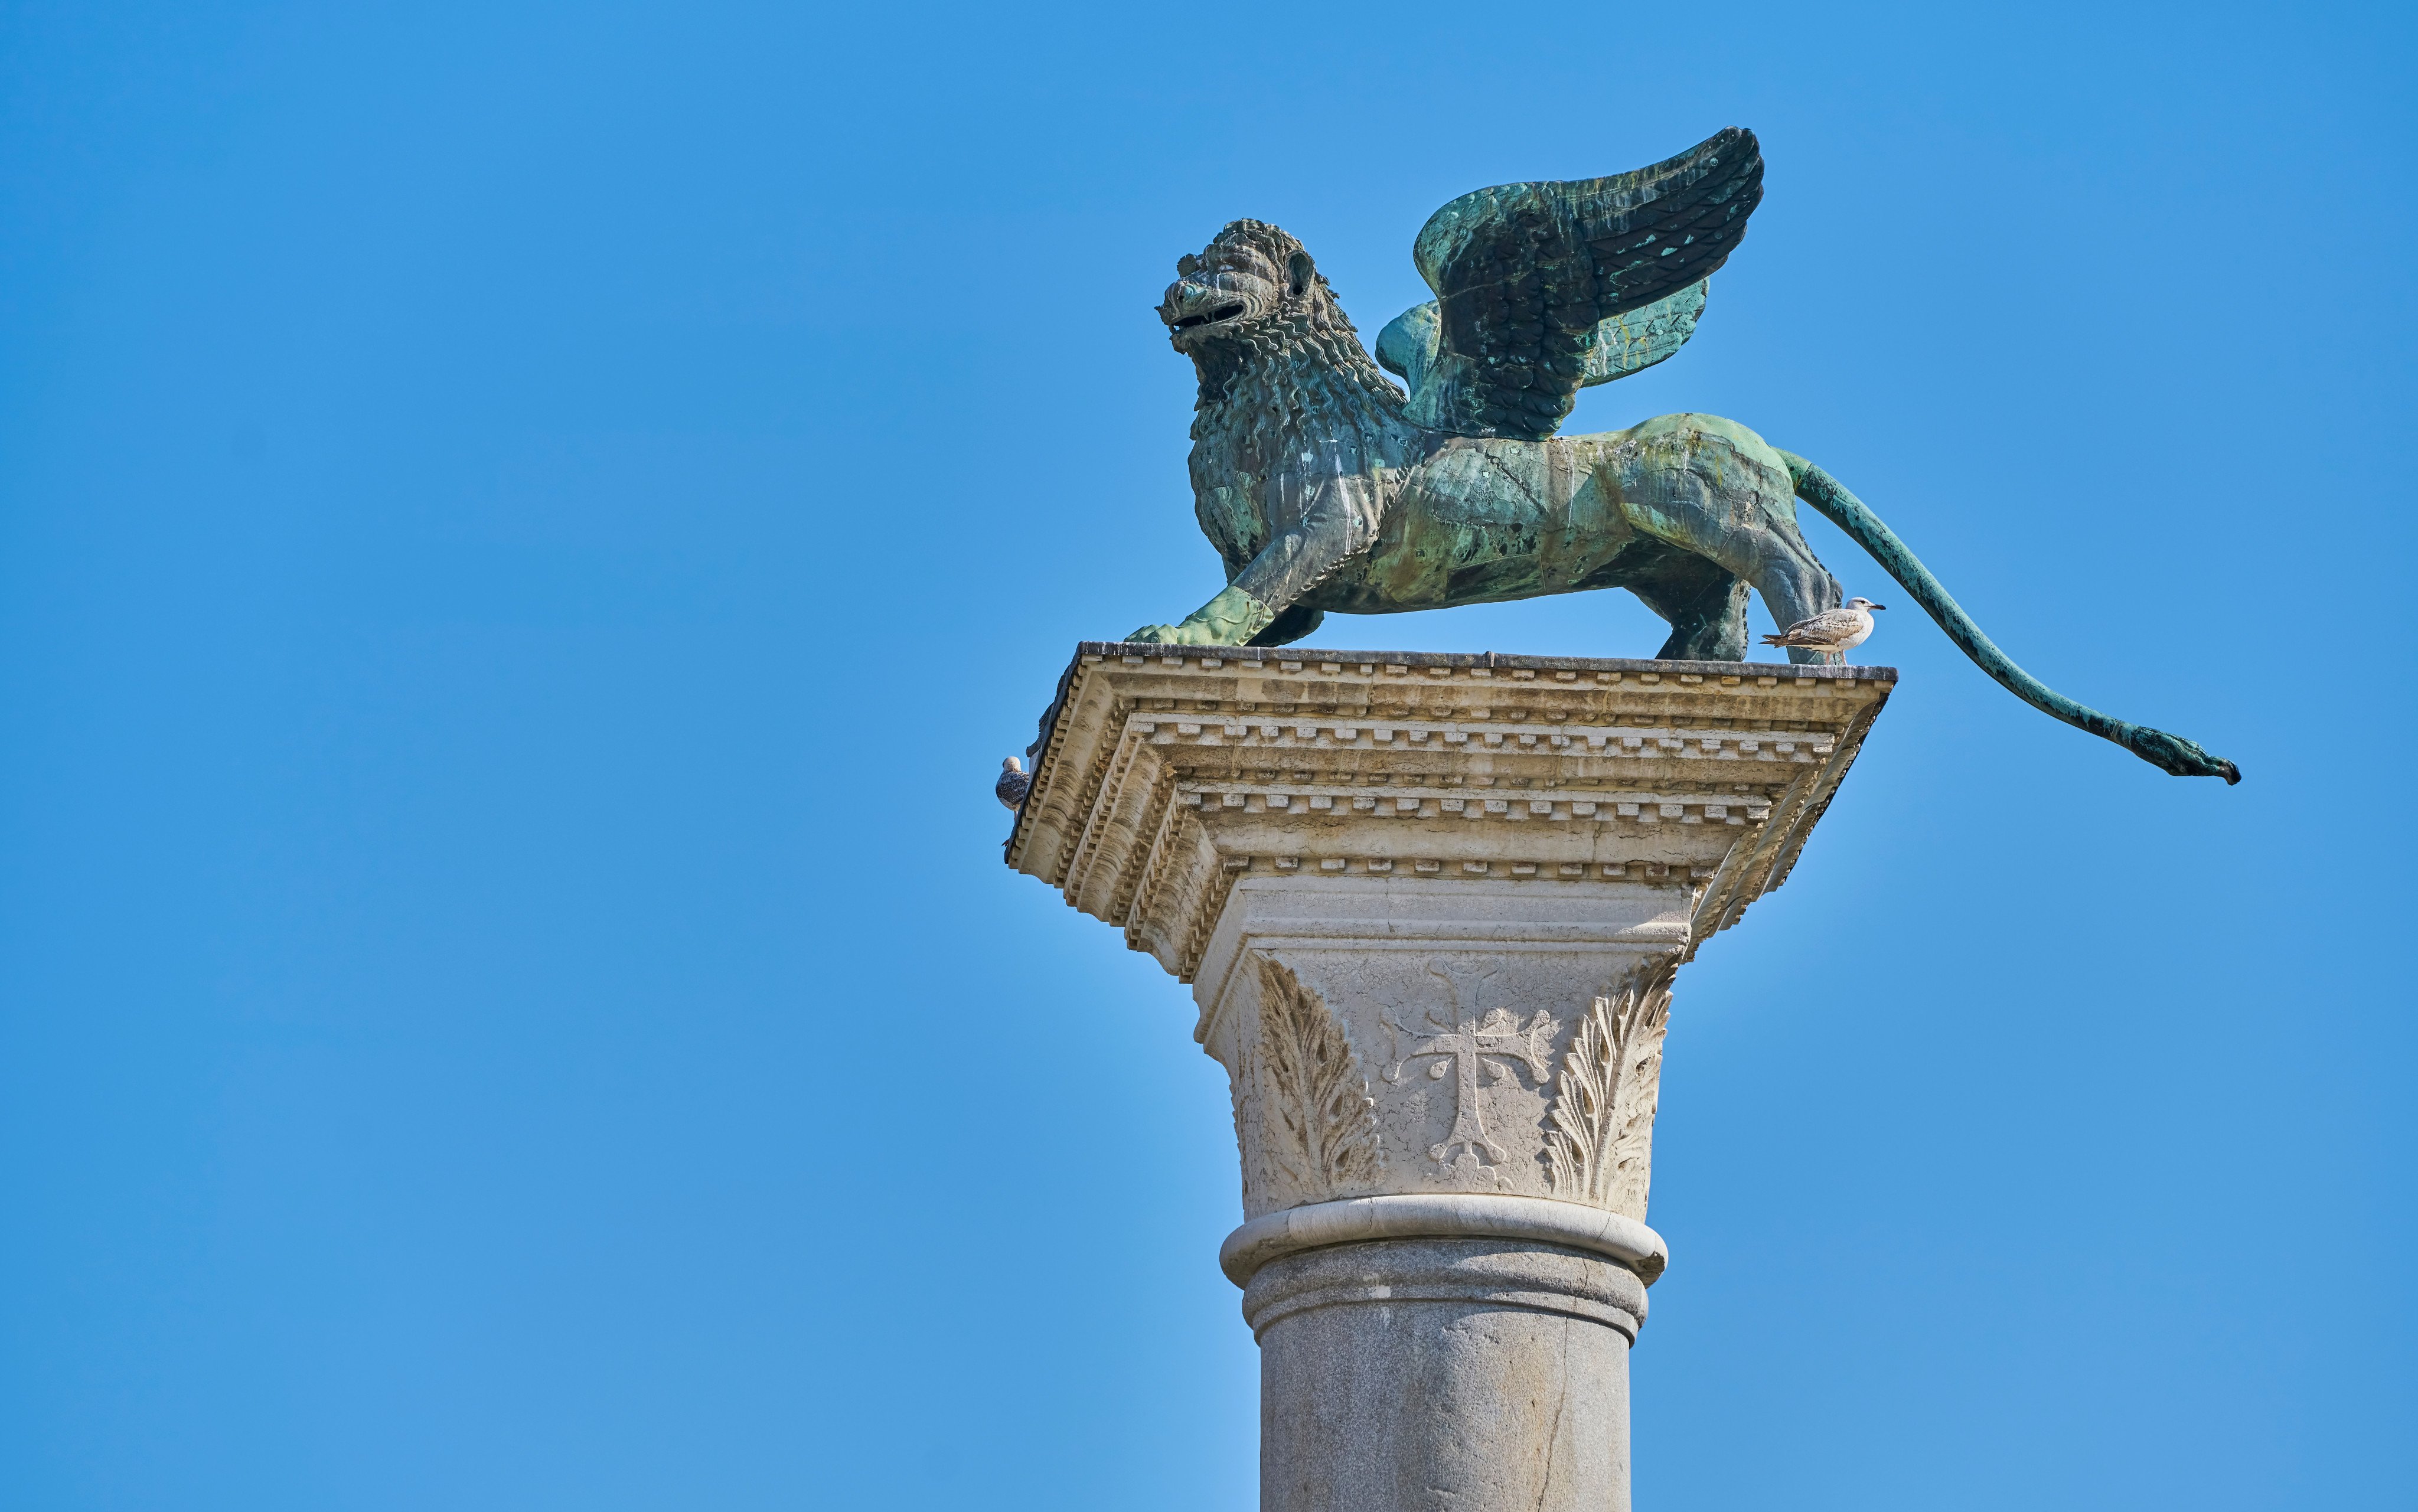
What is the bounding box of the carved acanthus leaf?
[1257,956,1382,1202]
[1544,962,1676,1216]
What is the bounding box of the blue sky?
[2,2,2412,1508]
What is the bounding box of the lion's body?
[1168,276,1839,659]
[1317,414,1814,625]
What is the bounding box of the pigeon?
[996,756,1032,811]
[1761,597,1887,654]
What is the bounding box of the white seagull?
[1761,597,1887,654]
[996,756,1032,811]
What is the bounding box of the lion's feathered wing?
[1385,128,1763,440]
[1376,280,1709,421]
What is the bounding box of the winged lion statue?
[1129,128,2236,782]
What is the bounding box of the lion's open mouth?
[1172,303,1248,331]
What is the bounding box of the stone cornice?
[1006,642,1893,985]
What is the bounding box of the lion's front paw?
[1123,587,1276,648]
[1125,618,1240,647]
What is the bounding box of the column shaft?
[1247,1238,1644,1512]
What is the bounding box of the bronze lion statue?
[1128,128,2235,781]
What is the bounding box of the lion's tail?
[1777,450,2239,783]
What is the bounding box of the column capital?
[1007,643,1894,1237]
[1005,642,1892,987]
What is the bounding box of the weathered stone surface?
[1247,1238,1644,1512]
[1007,642,1890,1230]
[1007,644,1892,988]
[1220,1194,1667,1289]
[1003,643,1893,1511]
[1198,875,1680,1223]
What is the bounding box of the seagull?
[1761,597,1887,654]
[996,756,1032,811]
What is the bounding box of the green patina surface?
[1133,128,2236,782]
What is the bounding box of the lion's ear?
[1286,249,1317,300]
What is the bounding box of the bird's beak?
[1871,603,1888,611]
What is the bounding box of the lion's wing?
[1580,279,1709,386]
[1376,280,1709,409]
[1403,128,1763,440]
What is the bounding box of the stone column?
[1007,645,1891,1512]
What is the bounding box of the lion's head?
[1158,220,1343,354]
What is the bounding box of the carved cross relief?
[1385,964,1556,1186]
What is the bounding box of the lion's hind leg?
[1247,604,1324,647]
[1595,420,1842,665]
[1626,551,1750,662]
